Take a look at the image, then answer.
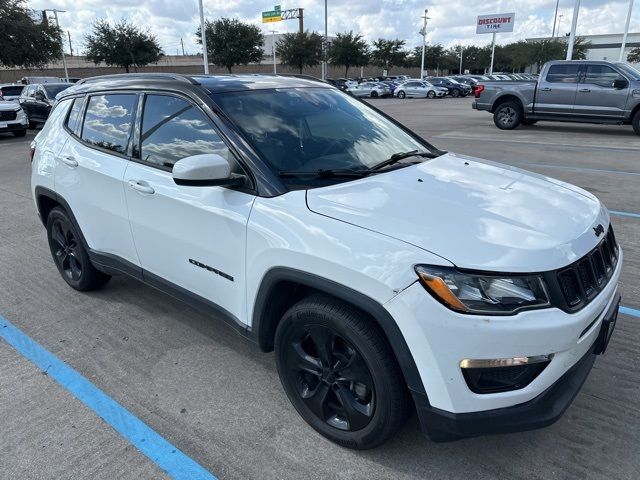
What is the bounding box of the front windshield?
[423,81,433,87]
[448,78,461,84]
[211,87,432,180]
[615,62,640,80]
[44,84,71,98]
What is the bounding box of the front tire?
[275,294,410,449]
[397,90,406,99]
[493,101,523,130]
[370,91,379,98]
[427,90,436,99]
[46,207,111,291]
[633,111,640,136]
[451,89,460,98]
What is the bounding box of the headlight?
[414,265,550,315]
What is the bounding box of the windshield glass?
[44,84,71,98]
[211,87,432,182]
[615,62,640,80]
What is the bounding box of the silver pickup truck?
[473,60,640,135]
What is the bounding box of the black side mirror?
[35,91,46,101]
[613,78,628,89]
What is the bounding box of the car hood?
[306,153,608,272]
[0,102,20,111]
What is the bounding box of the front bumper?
[384,249,623,440]
[0,120,27,133]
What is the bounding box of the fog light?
[460,354,552,394]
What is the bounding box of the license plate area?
[593,293,620,355]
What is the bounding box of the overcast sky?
[30,0,639,56]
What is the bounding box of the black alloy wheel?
[370,90,379,98]
[275,294,410,449]
[451,88,460,98]
[46,207,110,291]
[493,101,523,130]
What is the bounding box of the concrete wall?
[0,55,436,83]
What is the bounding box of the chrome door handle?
[60,155,78,168]
[539,87,552,92]
[128,180,155,194]
[579,88,591,92]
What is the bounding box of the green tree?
[85,19,163,73]
[530,39,566,70]
[196,18,263,73]
[0,0,62,67]
[570,37,591,60]
[628,47,640,63]
[276,31,323,74]
[370,39,406,74]
[328,31,369,77]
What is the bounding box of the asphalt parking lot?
[1,97,639,480]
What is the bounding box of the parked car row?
[0,96,28,137]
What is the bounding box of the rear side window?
[583,65,625,88]
[1,86,24,96]
[546,64,580,83]
[66,97,84,133]
[139,94,231,169]
[81,94,137,154]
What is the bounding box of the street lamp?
[44,9,69,81]
[419,9,430,79]
[271,30,278,74]
[198,0,209,74]
[323,0,328,80]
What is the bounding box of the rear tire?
[370,91,379,98]
[275,294,410,449]
[13,129,27,137]
[397,91,406,99]
[46,207,111,291]
[493,101,523,130]
[451,89,460,98]
[633,111,640,136]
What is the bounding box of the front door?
[573,64,629,119]
[535,63,580,115]
[123,93,255,322]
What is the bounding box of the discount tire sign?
[476,13,515,34]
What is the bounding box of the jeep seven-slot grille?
[0,110,18,121]
[554,226,618,311]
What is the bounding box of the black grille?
[553,225,619,311]
[0,110,18,121]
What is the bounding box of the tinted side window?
[140,95,231,169]
[584,65,625,88]
[66,97,84,134]
[81,94,137,154]
[546,64,580,83]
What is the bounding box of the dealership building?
[526,32,640,65]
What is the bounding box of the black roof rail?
[76,73,200,85]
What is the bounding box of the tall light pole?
[271,30,278,73]
[620,0,635,61]
[44,9,69,81]
[419,9,430,79]
[459,45,464,74]
[552,0,560,37]
[566,0,581,60]
[322,0,328,80]
[198,0,209,74]
[489,32,496,74]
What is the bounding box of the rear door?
[20,85,36,120]
[534,64,580,115]
[574,64,629,119]
[54,93,140,266]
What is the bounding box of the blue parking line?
[620,306,640,318]
[610,210,640,219]
[527,163,640,177]
[0,315,217,480]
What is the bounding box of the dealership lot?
[1,98,639,479]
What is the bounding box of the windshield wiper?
[370,150,436,171]
[278,168,379,179]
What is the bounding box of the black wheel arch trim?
[252,267,426,395]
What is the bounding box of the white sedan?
[394,80,446,99]
[347,82,392,98]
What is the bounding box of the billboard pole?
[619,0,635,62]
[489,32,496,74]
[565,0,581,60]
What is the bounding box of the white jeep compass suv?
[31,73,622,449]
